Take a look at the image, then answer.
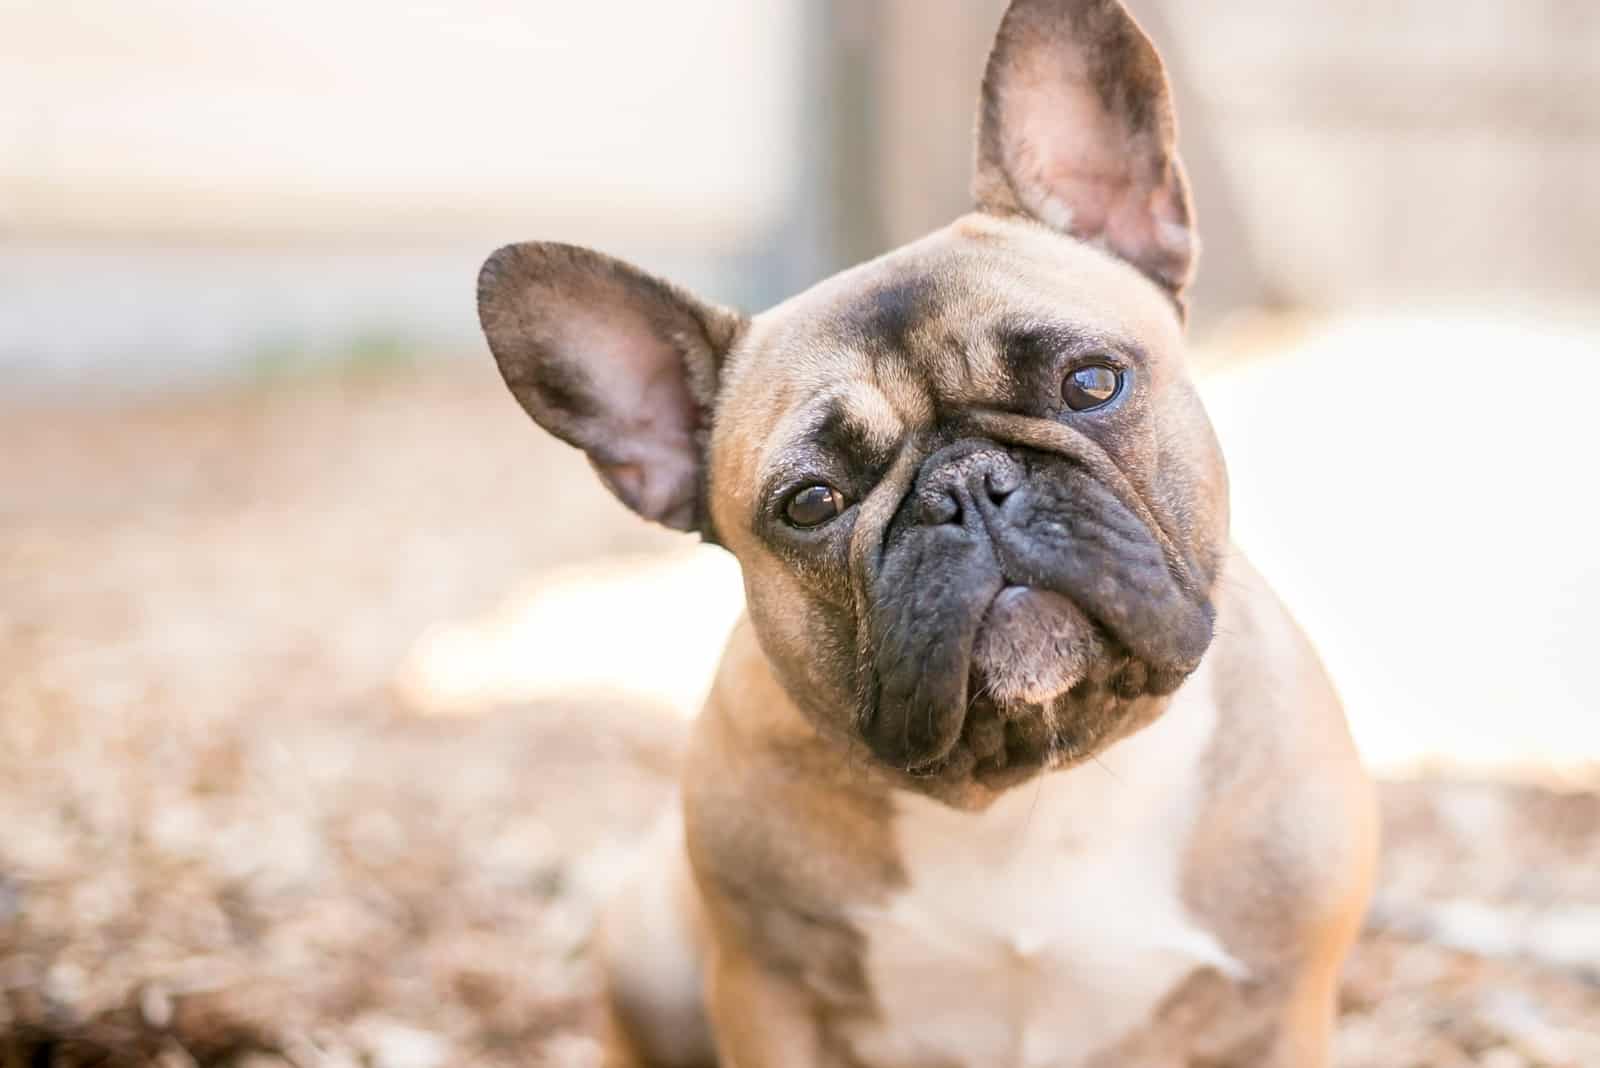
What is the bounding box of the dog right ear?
[477,242,746,534]
[974,0,1196,304]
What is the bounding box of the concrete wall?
[0,1,811,391]
[865,0,1600,314]
[1,0,806,247]
[4,1,1595,391]
[1165,0,1600,306]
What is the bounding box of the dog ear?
[477,242,746,534]
[974,0,1196,302]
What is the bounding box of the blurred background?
[3,2,1598,1066]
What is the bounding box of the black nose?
[914,442,1023,527]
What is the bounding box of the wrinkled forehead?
[716,214,1184,475]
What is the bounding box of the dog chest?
[842,686,1242,1068]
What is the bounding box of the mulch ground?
[3,366,1596,1067]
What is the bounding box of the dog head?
[477,0,1227,803]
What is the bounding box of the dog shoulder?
[1184,548,1379,971]
[680,619,902,1013]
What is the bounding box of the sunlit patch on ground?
[395,548,744,722]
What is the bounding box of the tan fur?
[593,220,1375,1064]
[476,1,1377,1062]
[605,559,1375,1067]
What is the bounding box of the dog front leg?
[704,943,825,1068]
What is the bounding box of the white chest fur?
[844,670,1243,1068]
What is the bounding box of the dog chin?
[971,586,1108,705]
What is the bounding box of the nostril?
[985,467,1021,504]
[919,490,962,526]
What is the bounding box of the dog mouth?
[861,576,1205,783]
[881,579,1206,787]
[886,584,1164,789]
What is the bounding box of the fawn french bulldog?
[477,1,1377,1064]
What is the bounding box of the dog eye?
[1062,363,1123,411]
[784,484,846,528]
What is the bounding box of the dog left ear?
[974,0,1196,303]
[477,242,746,535]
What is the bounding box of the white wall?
[1,0,806,247]
[0,1,809,390]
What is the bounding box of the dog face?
[477,0,1227,803]
[710,215,1226,796]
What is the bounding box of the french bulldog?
[476,0,1378,1064]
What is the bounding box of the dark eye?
[1062,363,1123,411]
[784,484,846,528]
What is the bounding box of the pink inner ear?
[557,305,703,527]
[480,240,741,533]
[977,3,1195,295]
[1010,75,1190,289]
[1013,76,1133,235]
[594,455,697,531]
